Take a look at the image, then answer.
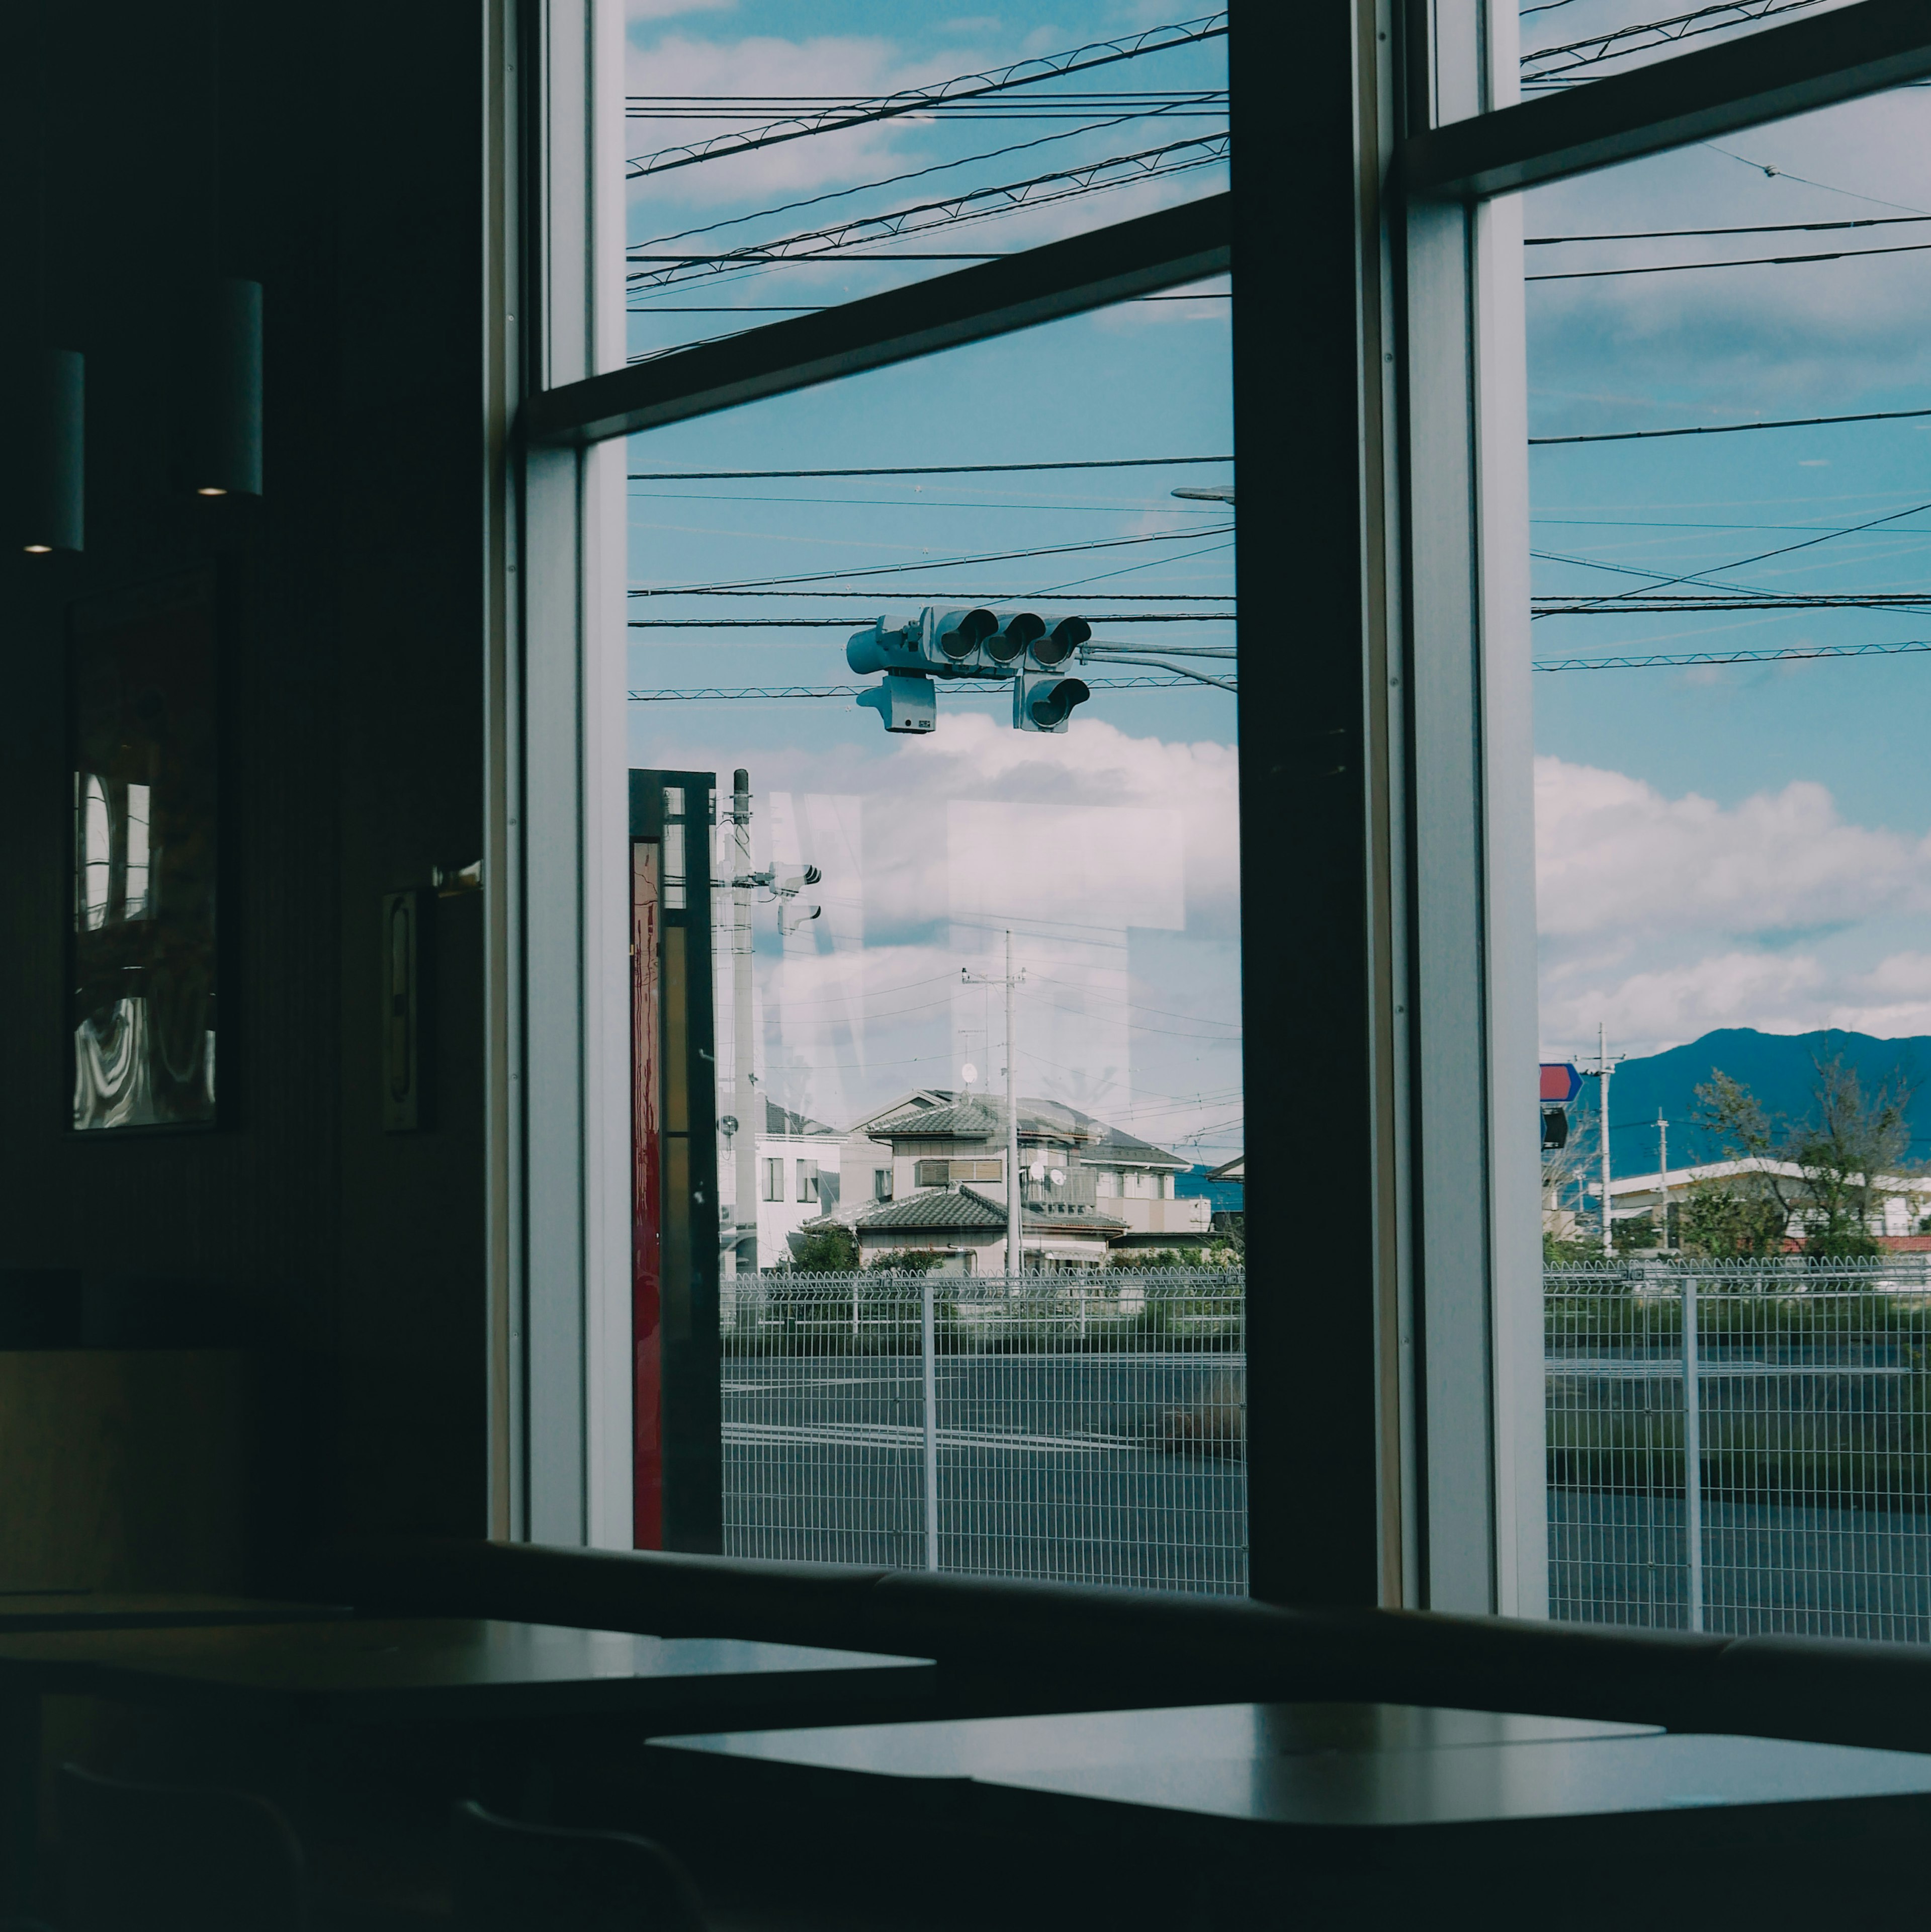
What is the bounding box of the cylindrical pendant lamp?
[20,347,83,554]
[185,277,262,497]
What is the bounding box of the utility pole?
[962,932,1025,1281]
[1657,1110,1669,1250]
[730,769,757,1275]
[1583,1022,1626,1256]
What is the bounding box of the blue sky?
[1519,43,1931,1063]
[617,1,1931,1161]
[623,2,1238,1160]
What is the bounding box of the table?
[644,1701,1931,1930]
[0,1592,347,1634]
[0,1619,933,1909]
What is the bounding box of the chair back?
[59,1762,307,1932]
[450,1799,707,1932]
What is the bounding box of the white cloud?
[1535,755,1931,942]
[1536,757,1931,1055]
[629,0,734,19]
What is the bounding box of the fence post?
[1682,1272,1703,1633]
[922,1272,939,1572]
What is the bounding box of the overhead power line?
[625,134,1230,290]
[629,524,1235,597]
[637,100,1221,251]
[628,456,1231,480]
[1527,236,1931,281]
[1529,405,1931,445]
[1534,639,1931,671]
[623,14,1229,179]
[1520,0,1821,76]
[1534,594,1931,614]
[1527,214,1931,245]
[627,677,1213,701]
[628,613,1228,627]
[626,589,1234,602]
[1535,494,1931,617]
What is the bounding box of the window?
[913,1160,948,1191]
[517,0,1929,1618]
[795,1160,819,1205]
[761,1158,783,1203]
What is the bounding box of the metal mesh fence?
[721,1268,1247,1594]
[1547,1258,1931,1641]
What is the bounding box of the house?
[795,1089,1210,1271]
[753,1099,843,1265]
[1578,1158,1931,1247]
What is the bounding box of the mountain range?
[1562,1028,1931,1171]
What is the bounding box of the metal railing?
[720,1267,1247,1594]
[1547,1257,1931,1641]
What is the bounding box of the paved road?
[722,1352,1247,1593]
[722,1351,1931,1634]
[1549,1488,1931,1641]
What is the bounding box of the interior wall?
[0,0,491,1564]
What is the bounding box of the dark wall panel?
[0,0,489,1564]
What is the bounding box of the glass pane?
[623,3,1229,362]
[1526,88,1931,1638]
[624,291,1243,1590]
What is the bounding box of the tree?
[1691,1054,1918,1258]
[792,1224,858,1272]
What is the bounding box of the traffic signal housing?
[1014,671,1090,733]
[857,673,936,734]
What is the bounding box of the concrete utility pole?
[1005,929,1020,1278]
[1657,1110,1669,1250]
[962,932,1025,1279]
[1585,1022,1625,1256]
[731,769,757,1275]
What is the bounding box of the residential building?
[753,1099,843,1265]
[1579,1159,1931,1247]
[795,1089,1212,1270]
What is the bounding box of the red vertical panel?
[632,841,664,1549]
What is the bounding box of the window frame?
[493,0,1931,1610]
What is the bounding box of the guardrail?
[720,1268,1247,1594]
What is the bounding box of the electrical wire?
[1527,236,1931,280]
[626,677,1207,701]
[1536,495,1931,616]
[1520,0,1821,74]
[627,589,1234,601]
[625,135,1231,290]
[628,613,1228,627]
[1529,405,1931,445]
[1527,214,1931,245]
[630,524,1235,596]
[1534,594,1931,612]
[623,15,1229,179]
[635,100,1218,251]
[628,457,1232,479]
[1534,638,1931,670]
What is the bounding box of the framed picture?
[69,570,219,1132]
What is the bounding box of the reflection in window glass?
[125,782,151,921]
[622,3,1228,363]
[625,295,1243,1589]
[78,775,111,931]
[1527,90,1931,1640]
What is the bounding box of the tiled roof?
[850,1088,1184,1169]
[864,1100,1003,1141]
[853,1188,1128,1235]
[855,1188,1008,1231]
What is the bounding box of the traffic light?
[1014,670,1090,733]
[849,607,1093,733]
[931,607,1000,670]
[856,672,936,734]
